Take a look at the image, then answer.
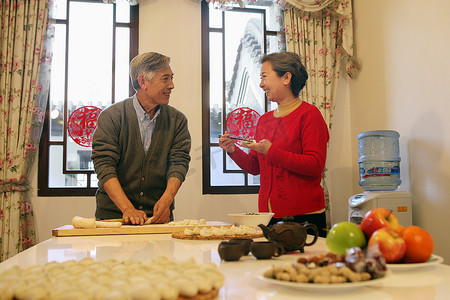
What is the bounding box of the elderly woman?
[219,51,329,237]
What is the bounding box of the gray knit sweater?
[91,97,191,220]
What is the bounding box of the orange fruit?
[401,226,434,263]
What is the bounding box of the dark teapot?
[258,221,319,255]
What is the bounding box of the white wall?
[350,0,450,263]
[29,0,449,264]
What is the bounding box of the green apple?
[326,222,367,255]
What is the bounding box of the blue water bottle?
[357,130,401,191]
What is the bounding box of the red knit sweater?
[229,102,329,218]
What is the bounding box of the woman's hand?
[241,139,272,155]
[218,131,236,154]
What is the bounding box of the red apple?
[368,227,406,263]
[360,208,401,238]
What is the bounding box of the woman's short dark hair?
[260,52,308,97]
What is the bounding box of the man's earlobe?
[137,74,146,89]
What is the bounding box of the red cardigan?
[229,102,329,218]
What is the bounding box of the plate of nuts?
[259,247,391,291]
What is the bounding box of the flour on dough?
[95,221,122,228]
[72,216,96,229]
[144,216,154,225]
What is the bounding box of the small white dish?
[257,269,391,292]
[228,212,274,228]
[387,254,444,271]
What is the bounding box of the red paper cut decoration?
[68,106,102,147]
[226,107,260,142]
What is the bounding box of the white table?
[1,234,449,299]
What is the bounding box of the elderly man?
[91,52,191,225]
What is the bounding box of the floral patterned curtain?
[103,0,139,5]
[281,0,359,231]
[203,0,256,10]
[0,0,54,262]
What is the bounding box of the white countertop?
[1,233,449,299]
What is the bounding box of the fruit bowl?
[228,212,274,228]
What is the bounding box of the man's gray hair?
[130,52,171,91]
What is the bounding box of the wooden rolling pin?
[102,217,153,225]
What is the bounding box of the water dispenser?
[349,130,413,226]
[348,191,412,226]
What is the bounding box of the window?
[201,1,284,194]
[38,0,138,196]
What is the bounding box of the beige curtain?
[0,0,53,262]
[282,0,359,230]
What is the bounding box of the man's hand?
[150,177,182,223]
[240,139,272,155]
[122,207,148,225]
[103,177,148,225]
[151,195,172,224]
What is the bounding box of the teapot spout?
[258,224,270,240]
